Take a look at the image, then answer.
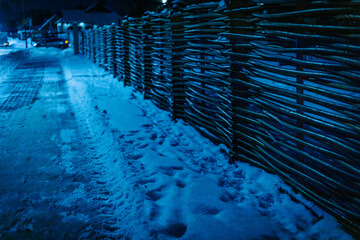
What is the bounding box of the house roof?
[85,1,112,13]
[39,15,58,30]
[60,8,121,25]
[61,10,86,23]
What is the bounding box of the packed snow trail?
[0,48,353,240]
[0,53,120,239]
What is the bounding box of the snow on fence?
[80,0,360,237]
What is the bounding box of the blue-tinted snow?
[59,49,352,239]
[0,40,353,239]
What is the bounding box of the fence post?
[103,27,107,69]
[296,0,306,155]
[296,37,305,154]
[228,1,252,163]
[81,31,84,54]
[115,25,122,80]
[143,16,153,99]
[83,31,87,56]
[110,24,117,77]
[95,27,101,64]
[170,10,186,120]
[122,20,131,86]
[73,23,79,55]
[86,30,89,58]
[92,27,96,63]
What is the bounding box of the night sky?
[0,0,162,31]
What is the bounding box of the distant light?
[162,0,167,3]
[79,22,85,28]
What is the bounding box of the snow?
[0,38,34,56]
[60,51,351,239]
[0,46,353,239]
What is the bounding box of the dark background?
[0,0,163,32]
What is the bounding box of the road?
[0,53,118,239]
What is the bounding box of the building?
[57,0,123,33]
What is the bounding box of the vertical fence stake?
[170,11,185,120]
[143,17,153,100]
[111,24,117,78]
[228,2,250,164]
[73,23,79,55]
[296,37,304,154]
[123,20,130,86]
[92,27,96,63]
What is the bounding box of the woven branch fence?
[80,0,360,236]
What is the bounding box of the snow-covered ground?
[0,45,353,239]
[0,38,33,56]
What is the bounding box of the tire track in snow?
[0,61,45,112]
[65,75,129,239]
[65,70,158,239]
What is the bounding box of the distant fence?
[78,0,360,236]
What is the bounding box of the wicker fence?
[78,0,360,237]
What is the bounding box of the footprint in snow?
[193,204,222,216]
[258,193,274,210]
[158,137,165,145]
[149,203,160,220]
[175,180,185,189]
[219,191,236,203]
[146,189,162,201]
[170,140,179,147]
[163,222,187,238]
[128,153,143,160]
[150,133,157,140]
[137,143,149,149]
[159,166,183,177]
[136,178,156,185]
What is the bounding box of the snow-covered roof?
[58,0,122,26]
[39,15,58,31]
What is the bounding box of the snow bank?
[0,38,34,57]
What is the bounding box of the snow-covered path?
[0,48,352,240]
[0,53,119,239]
